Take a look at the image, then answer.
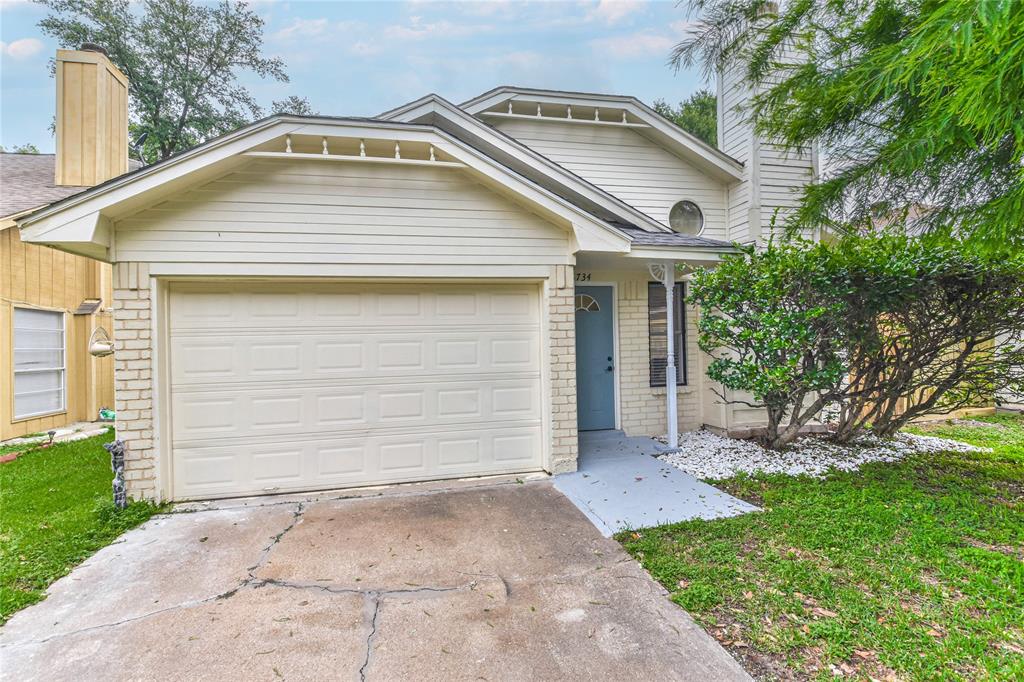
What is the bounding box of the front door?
[574,285,615,431]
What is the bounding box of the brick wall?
[548,264,578,473]
[616,278,702,439]
[112,262,157,500]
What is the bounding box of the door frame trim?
[574,282,620,431]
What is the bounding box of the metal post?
[648,262,679,447]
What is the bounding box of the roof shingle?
[619,227,733,249]
[0,153,89,219]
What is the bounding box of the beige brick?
[112,263,157,502]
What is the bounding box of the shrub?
[690,234,1024,448]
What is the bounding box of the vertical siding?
[55,50,129,186]
[0,225,115,440]
[491,119,729,240]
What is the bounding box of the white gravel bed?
[659,429,991,481]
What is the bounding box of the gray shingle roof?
[0,153,143,220]
[0,154,88,219]
[619,227,733,249]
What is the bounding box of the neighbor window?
[13,308,66,419]
[648,282,686,386]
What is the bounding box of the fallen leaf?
[743,591,754,600]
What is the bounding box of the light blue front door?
[575,285,615,431]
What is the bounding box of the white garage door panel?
[173,427,543,498]
[168,283,544,499]
[170,377,542,443]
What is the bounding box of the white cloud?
[382,18,493,41]
[271,17,365,43]
[0,38,44,60]
[588,0,647,24]
[590,31,674,59]
[271,18,330,41]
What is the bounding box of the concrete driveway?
[0,480,750,681]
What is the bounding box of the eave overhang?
[18,115,633,261]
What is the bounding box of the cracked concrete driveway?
[0,480,750,681]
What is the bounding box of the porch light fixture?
[88,326,114,357]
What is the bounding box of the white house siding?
[719,58,815,246]
[114,159,573,266]
[490,119,729,240]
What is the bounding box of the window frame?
[12,306,68,421]
[647,282,687,387]
[668,200,705,236]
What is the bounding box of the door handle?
[606,365,614,372]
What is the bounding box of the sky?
[0,0,709,153]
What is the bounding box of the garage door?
[168,282,544,499]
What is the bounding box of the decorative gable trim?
[379,94,673,234]
[461,87,744,183]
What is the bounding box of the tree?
[826,235,1024,440]
[673,1,1024,247]
[0,143,40,154]
[271,96,318,117]
[39,0,289,164]
[689,241,847,449]
[690,233,1024,448]
[653,89,716,146]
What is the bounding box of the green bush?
[690,234,1024,448]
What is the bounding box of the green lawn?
[620,414,1024,681]
[0,430,164,623]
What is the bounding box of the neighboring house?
[0,48,136,439]
[18,51,815,501]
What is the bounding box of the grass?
[0,430,165,623]
[619,413,1024,681]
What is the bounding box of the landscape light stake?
[104,439,128,510]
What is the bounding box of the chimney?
[717,20,817,245]
[54,44,129,186]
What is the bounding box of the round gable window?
[669,200,704,235]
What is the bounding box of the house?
[0,47,134,440]
[17,50,815,502]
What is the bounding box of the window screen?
[13,308,66,419]
[648,282,686,387]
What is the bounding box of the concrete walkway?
[0,480,751,681]
[554,430,759,537]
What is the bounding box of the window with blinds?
[648,282,686,387]
[13,308,66,419]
